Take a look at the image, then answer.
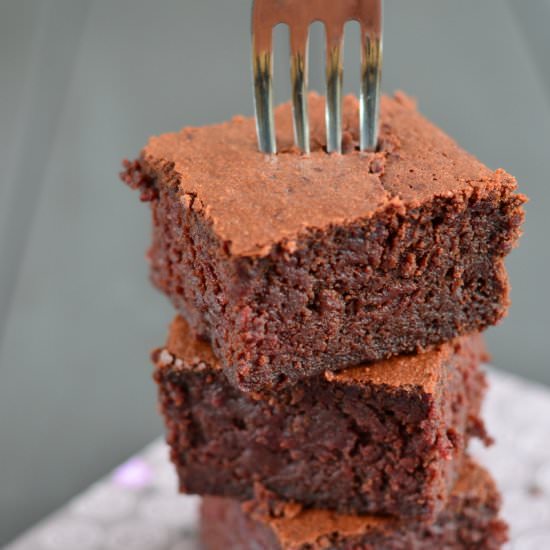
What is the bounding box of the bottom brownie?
[200,459,508,550]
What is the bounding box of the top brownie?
[122,92,525,391]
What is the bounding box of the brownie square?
[200,459,508,550]
[154,316,488,521]
[122,92,525,391]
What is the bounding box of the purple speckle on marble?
[112,458,153,490]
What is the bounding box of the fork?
[251,0,383,154]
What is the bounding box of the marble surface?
[6,369,550,550]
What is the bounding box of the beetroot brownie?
[122,92,525,391]
[200,459,508,550]
[154,316,489,521]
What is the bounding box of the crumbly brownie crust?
[154,316,489,520]
[200,459,508,550]
[123,92,525,391]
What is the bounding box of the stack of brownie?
[121,93,525,549]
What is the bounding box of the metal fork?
[251,0,383,154]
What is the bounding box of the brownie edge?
[200,459,508,550]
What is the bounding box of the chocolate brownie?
[154,316,489,520]
[122,92,525,391]
[200,459,508,550]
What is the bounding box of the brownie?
[154,316,489,520]
[122,92,525,391]
[200,459,508,550]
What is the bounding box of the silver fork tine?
[290,26,310,154]
[251,2,276,154]
[325,25,344,154]
[359,0,383,151]
[251,0,383,155]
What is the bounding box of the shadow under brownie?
[122,92,525,391]
[200,459,508,550]
[154,316,489,521]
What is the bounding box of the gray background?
[0,0,548,545]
